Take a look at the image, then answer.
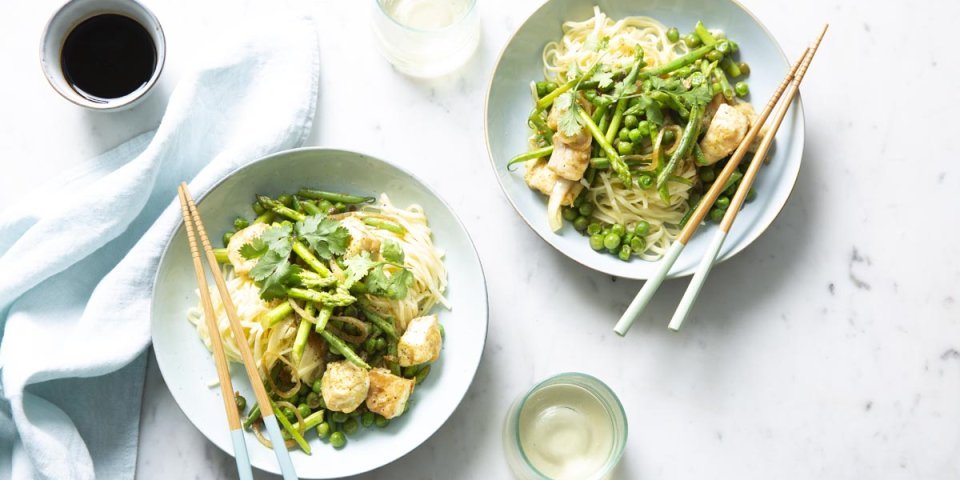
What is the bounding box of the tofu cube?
[320,361,369,413]
[398,314,442,367]
[365,368,415,419]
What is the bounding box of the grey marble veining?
[2,0,957,478]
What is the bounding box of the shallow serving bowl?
[486,0,804,279]
[152,148,488,478]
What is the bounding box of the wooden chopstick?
[178,183,300,480]
[613,32,820,337]
[177,188,254,480]
[667,26,828,331]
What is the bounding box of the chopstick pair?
[177,183,299,480]
[614,25,828,336]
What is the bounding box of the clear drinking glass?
[372,0,480,78]
[503,373,628,480]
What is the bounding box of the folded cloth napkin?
[0,3,319,478]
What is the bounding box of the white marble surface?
[2,0,959,478]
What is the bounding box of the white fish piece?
[365,368,415,419]
[320,360,370,413]
[398,314,442,367]
[699,103,750,164]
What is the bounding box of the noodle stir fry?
[509,7,764,261]
[188,190,448,451]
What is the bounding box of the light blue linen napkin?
[0,3,319,478]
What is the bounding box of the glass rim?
[511,372,628,480]
[373,0,478,34]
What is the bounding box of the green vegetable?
[331,411,349,423]
[292,303,316,363]
[297,189,374,205]
[640,44,714,78]
[296,215,351,261]
[693,144,709,166]
[666,27,680,43]
[288,288,355,307]
[535,63,600,111]
[300,200,321,216]
[361,412,375,428]
[746,188,757,203]
[320,330,370,369]
[618,128,631,143]
[375,415,390,428]
[619,245,632,261]
[222,232,234,247]
[623,114,639,128]
[611,224,626,236]
[604,50,645,152]
[576,108,630,183]
[637,174,654,189]
[603,233,621,251]
[694,21,717,46]
[617,141,634,155]
[587,223,601,235]
[243,404,261,430]
[656,105,703,189]
[330,431,347,449]
[630,236,646,252]
[563,207,578,222]
[709,207,724,223]
[573,216,589,231]
[234,217,250,231]
[312,378,322,394]
[663,129,677,145]
[306,392,322,409]
[721,57,742,78]
[273,403,311,454]
[589,234,605,251]
[316,422,331,439]
[684,33,701,48]
[363,217,405,235]
[634,220,650,236]
[506,146,553,171]
[213,248,229,264]
[263,302,293,327]
[738,62,751,76]
[314,305,333,334]
[298,403,311,418]
[628,129,643,142]
[415,365,431,385]
[578,202,594,216]
[252,201,266,216]
[716,196,731,210]
[735,81,749,97]
[699,167,716,182]
[343,418,359,435]
[257,195,305,222]
[235,393,247,413]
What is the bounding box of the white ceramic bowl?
[485,0,805,279]
[152,148,488,478]
[40,0,165,110]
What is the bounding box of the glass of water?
[372,0,480,78]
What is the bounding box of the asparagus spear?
[297,189,374,205]
[263,303,293,327]
[271,400,311,454]
[576,108,630,184]
[363,218,405,235]
[639,44,715,78]
[257,195,305,222]
[291,240,330,276]
[287,288,356,307]
[212,248,229,264]
[313,305,333,333]
[605,50,645,145]
[320,330,370,369]
[293,303,316,364]
[656,105,704,189]
[360,307,398,340]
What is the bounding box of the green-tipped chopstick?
[613,26,827,336]
[668,26,828,331]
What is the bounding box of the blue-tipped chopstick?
[613,25,828,336]
[668,26,827,331]
[177,187,254,480]
[179,184,299,480]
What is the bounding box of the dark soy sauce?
[61,14,157,102]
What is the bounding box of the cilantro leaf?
[239,238,267,260]
[342,253,375,290]
[365,265,414,300]
[295,214,351,260]
[554,92,583,137]
[593,71,614,89]
[380,239,404,264]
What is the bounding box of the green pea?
[716,40,731,54]
[233,217,250,231]
[252,201,266,216]
[617,141,634,155]
[738,62,751,76]
[330,431,347,449]
[746,188,757,203]
[618,245,632,261]
[709,207,725,223]
[278,194,294,207]
[361,412,375,428]
[603,233,621,252]
[735,81,749,97]
[706,50,723,62]
[624,114,639,128]
[573,216,589,232]
[628,128,643,142]
[587,222,601,235]
[618,128,631,142]
[578,203,594,217]
[728,40,740,53]
[665,130,679,144]
[283,408,296,422]
[306,392,322,409]
[312,378,323,394]
[684,33,701,48]
[562,207,578,222]
[634,220,650,236]
[375,415,390,428]
[536,81,548,97]
[364,337,377,354]
[666,27,680,43]
[699,168,715,182]
[222,231,234,247]
[331,411,349,423]
[234,393,247,413]
[716,196,731,210]
[298,404,311,418]
[623,232,635,247]
[343,418,359,435]
[319,199,335,213]
[589,234,605,251]
[544,82,558,93]
[611,224,626,236]
[711,82,722,96]
[376,337,386,351]
[316,422,331,439]
[637,174,654,189]
[637,120,651,133]
[630,236,646,252]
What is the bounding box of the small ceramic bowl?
[40,0,165,111]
